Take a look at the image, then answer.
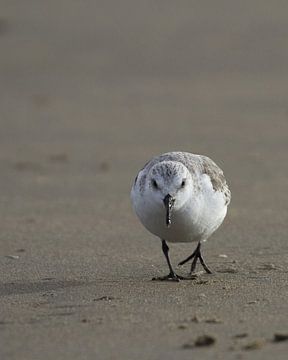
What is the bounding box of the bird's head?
[147,161,193,227]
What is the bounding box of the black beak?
[163,194,175,227]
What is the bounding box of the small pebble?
[188,315,222,324]
[178,324,188,330]
[205,318,222,324]
[233,333,248,338]
[93,296,115,302]
[247,300,258,304]
[42,277,55,281]
[190,315,201,323]
[196,279,209,285]
[182,335,217,349]
[195,335,216,347]
[42,292,56,297]
[273,333,288,342]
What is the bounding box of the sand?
[0,1,288,359]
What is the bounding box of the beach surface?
[1,1,288,359]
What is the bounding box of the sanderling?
[131,151,231,281]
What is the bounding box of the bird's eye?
[152,179,158,189]
[181,180,186,188]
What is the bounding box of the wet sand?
[1,1,288,359]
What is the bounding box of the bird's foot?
[152,272,181,282]
[178,243,213,275]
[190,255,212,274]
[197,261,212,274]
[152,272,197,282]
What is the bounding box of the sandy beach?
[1,1,288,359]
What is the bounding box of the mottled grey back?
[135,152,231,205]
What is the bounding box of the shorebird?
[131,151,231,281]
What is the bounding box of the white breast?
[131,175,227,244]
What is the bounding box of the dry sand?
[1,1,288,359]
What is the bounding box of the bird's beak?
[163,194,175,227]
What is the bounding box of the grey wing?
[197,155,231,206]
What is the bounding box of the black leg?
[152,240,187,281]
[162,240,175,276]
[178,243,200,266]
[178,242,212,274]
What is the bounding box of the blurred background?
[1,1,288,358]
[1,0,287,254]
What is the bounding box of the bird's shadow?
[0,279,86,297]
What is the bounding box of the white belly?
[132,192,227,243]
